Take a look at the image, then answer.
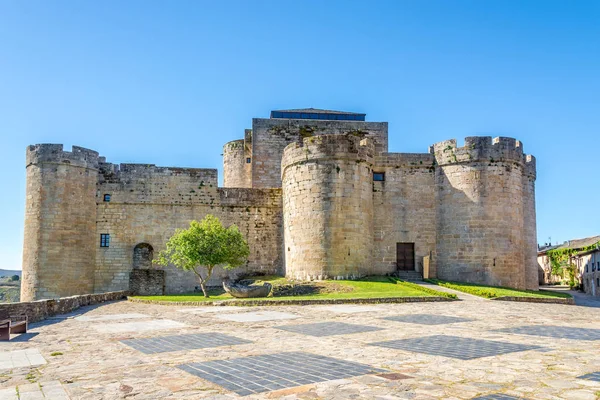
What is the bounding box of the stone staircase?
[394,270,423,282]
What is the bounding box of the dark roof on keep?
[270,108,366,121]
[272,108,365,116]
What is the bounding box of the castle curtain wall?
[371,153,437,276]
[94,164,282,294]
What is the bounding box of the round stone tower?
[431,136,538,290]
[21,144,100,301]
[223,136,252,188]
[223,139,246,188]
[281,134,374,280]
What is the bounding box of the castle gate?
[396,242,415,271]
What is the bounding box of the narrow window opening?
[100,234,110,248]
[246,158,251,163]
[103,194,111,202]
[373,172,385,181]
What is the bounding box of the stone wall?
[282,135,375,280]
[129,269,165,296]
[372,153,437,276]
[95,161,283,294]
[23,128,539,298]
[577,250,600,297]
[0,291,128,323]
[431,137,538,290]
[21,145,99,302]
[252,118,388,189]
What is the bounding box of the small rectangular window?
[373,172,385,181]
[103,194,111,202]
[100,234,110,248]
[246,158,251,163]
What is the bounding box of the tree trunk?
[200,281,208,298]
[198,265,214,298]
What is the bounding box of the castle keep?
[21,109,539,301]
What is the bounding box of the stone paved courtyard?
[0,297,599,399]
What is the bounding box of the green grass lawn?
[424,278,572,299]
[132,276,456,302]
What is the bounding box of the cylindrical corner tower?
[21,144,100,301]
[522,154,538,290]
[432,136,538,290]
[223,139,251,188]
[281,134,374,280]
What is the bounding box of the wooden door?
[396,243,415,271]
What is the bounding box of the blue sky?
[1,0,598,269]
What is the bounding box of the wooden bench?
[0,315,28,341]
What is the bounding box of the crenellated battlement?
[281,134,375,175]
[429,136,534,171]
[26,144,100,170]
[98,162,218,186]
[374,152,434,168]
[223,139,245,151]
[524,154,536,179]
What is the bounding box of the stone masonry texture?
[21,111,539,301]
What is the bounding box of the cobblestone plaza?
[0,296,599,399]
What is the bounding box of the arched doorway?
[133,243,154,269]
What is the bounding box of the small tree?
[10,275,19,282]
[155,215,249,298]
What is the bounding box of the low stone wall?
[491,296,575,305]
[0,291,128,323]
[130,270,165,296]
[128,296,456,307]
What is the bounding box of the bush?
[10,275,19,281]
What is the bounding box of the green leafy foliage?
[10,275,19,281]
[154,215,249,298]
[546,240,600,288]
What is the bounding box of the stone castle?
[21,108,539,301]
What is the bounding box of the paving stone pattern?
[369,335,542,360]
[4,300,600,399]
[89,319,187,333]
[176,306,245,314]
[319,305,382,313]
[178,351,386,396]
[576,371,600,382]
[75,313,148,322]
[215,311,299,323]
[121,333,252,354]
[0,349,46,370]
[383,314,474,325]
[0,380,70,400]
[274,321,383,337]
[472,394,529,400]
[494,325,600,341]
